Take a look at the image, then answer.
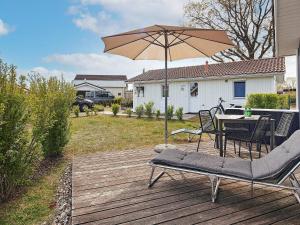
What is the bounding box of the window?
[162,85,169,97]
[85,91,94,98]
[190,82,198,96]
[234,81,246,98]
[95,91,108,98]
[136,86,144,97]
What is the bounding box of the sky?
[0,0,297,81]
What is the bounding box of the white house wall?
[133,76,276,113]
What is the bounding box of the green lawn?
[0,115,198,225]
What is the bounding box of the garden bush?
[73,105,80,117]
[175,107,183,120]
[29,75,75,157]
[83,106,90,116]
[121,98,133,108]
[246,93,289,109]
[0,61,40,201]
[155,109,161,119]
[135,105,144,118]
[125,108,132,117]
[111,103,120,116]
[94,104,104,115]
[167,105,174,120]
[144,101,154,118]
[114,96,123,105]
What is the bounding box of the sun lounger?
[148,130,300,203]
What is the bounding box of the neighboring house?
[128,57,285,113]
[72,74,127,97]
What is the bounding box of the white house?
[128,57,285,113]
[72,74,127,97]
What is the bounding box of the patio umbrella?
[102,25,234,145]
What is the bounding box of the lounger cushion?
[151,149,252,179]
[252,130,300,180]
[151,130,300,181]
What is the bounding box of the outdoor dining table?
[215,114,275,157]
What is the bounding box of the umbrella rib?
[133,34,163,60]
[169,35,192,48]
[104,32,161,52]
[168,31,185,46]
[175,35,210,57]
[177,33,234,47]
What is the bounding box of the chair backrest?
[198,109,216,133]
[210,106,221,119]
[250,115,271,142]
[275,112,295,137]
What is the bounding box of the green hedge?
[246,93,289,109]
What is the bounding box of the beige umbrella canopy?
[102,24,234,145]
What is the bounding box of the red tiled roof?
[128,57,285,82]
[75,74,127,81]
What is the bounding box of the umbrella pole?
[164,33,168,145]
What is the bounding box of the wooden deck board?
[72,141,300,225]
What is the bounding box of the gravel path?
[53,164,72,225]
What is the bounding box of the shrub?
[135,105,144,118]
[29,75,75,157]
[111,103,120,116]
[94,104,104,115]
[73,105,80,117]
[144,101,154,118]
[125,108,132,117]
[83,105,91,116]
[0,60,39,201]
[155,109,161,119]
[121,98,133,108]
[175,107,184,120]
[167,105,174,120]
[114,96,123,105]
[246,93,290,109]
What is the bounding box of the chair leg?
[209,176,221,203]
[238,141,241,157]
[289,173,300,204]
[196,134,202,152]
[248,142,253,161]
[258,142,262,158]
[263,138,269,153]
[233,140,236,154]
[224,137,227,157]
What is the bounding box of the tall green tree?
[184,0,274,62]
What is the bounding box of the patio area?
[72,140,300,225]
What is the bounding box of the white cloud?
[69,0,189,35]
[0,19,12,36]
[17,67,74,80]
[44,52,206,79]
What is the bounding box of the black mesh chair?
[266,112,295,146]
[197,108,219,152]
[224,115,271,160]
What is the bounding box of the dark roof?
[128,57,285,82]
[75,74,127,81]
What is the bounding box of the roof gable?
[128,57,285,82]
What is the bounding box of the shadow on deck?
[71,141,300,225]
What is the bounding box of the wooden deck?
[72,141,300,225]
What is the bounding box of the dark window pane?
[234,81,245,97]
[190,82,198,96]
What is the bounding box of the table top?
[215,114,260,121]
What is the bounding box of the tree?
[184,0,274,62]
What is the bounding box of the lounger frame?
[148,161,300,203]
